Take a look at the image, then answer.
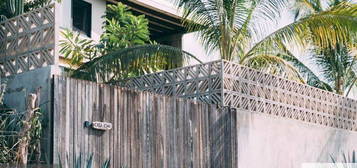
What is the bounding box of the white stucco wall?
[55,0,106,67]
[55,0,106,42]
[135,0,182,17]
[131,0,221,65]
[236,109,357,168]
[83,0,106,42]
[182,32,220,65]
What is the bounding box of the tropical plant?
[6,0,23,16]
[71,44,201,82]
[0,109,43,164]
[59,29,98,66]
[174,0,357,84]
[312,42,357,95]
[281,0,357,95]
[331,151,357,168]
[58,153,110,168]
[24,0,53,12]
[59,3,151,66]
[0,80,43,164]
[0,0,54,20]
[60,3,201,82]
[101,3,151,53]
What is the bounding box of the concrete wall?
[4,66,60,112]
[236,109,357,168]
[4,65,61,162]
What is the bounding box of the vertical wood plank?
[52,76,227,168]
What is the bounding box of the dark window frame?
[72,0,92,37]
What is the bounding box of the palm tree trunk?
[346,77,357,97]
[335,77,344,95]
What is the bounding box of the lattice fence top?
[125,60,357,131]
[0,4,55,76]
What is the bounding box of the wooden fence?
[53,76,237,168]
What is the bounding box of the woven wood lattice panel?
[125,60,357,131]
[0,4,55,76]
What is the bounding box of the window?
[72,0,92,37]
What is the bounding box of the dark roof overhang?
[107,0,187,38]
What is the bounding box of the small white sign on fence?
[91,121,112,131]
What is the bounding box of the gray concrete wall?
[4,65,60,112]
[3,65,61,163]
[236,109,357,168]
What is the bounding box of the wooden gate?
[52,76,236,168]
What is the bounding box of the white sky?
[159,0,356,81]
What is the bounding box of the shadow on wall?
[317,130,348,162]
[318,97,354,162]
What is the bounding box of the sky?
[158,0,355,81]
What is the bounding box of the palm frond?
[59,29,97,66]
[331,151,357,168]
[282,53,333,91]
[71,44,202,83]
[244,53,306,83]
[174,0,287,60]
[278,42,333,91]
[244,2,357,62]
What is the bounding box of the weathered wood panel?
[53,76,236,168]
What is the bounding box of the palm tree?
[174,0,357,84]
[286,0,357,95]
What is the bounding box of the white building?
[0,1,219,162]
[0,0,219,115]
[55,0,219,67]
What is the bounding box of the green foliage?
[314,43,356,95]
[60,3,201,82]
[100,3,150,53]
[0,0,12,19]
[0,109,43,164]
[71,44,201,82]
[175,0,287,61]
[6,0,24,16]
[0,79,43,164]
[285,0,357,95]
[58,153,110,168]
[59,3,151,67]
[0,0,53,20]
[59,29,98,66]
[175,0,357,92]
[331,151,357,168]
[24,0,52,12]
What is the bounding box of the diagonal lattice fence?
[125,60,357,131]
[0,4,55,76]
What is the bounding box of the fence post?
[16,89,40,166]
